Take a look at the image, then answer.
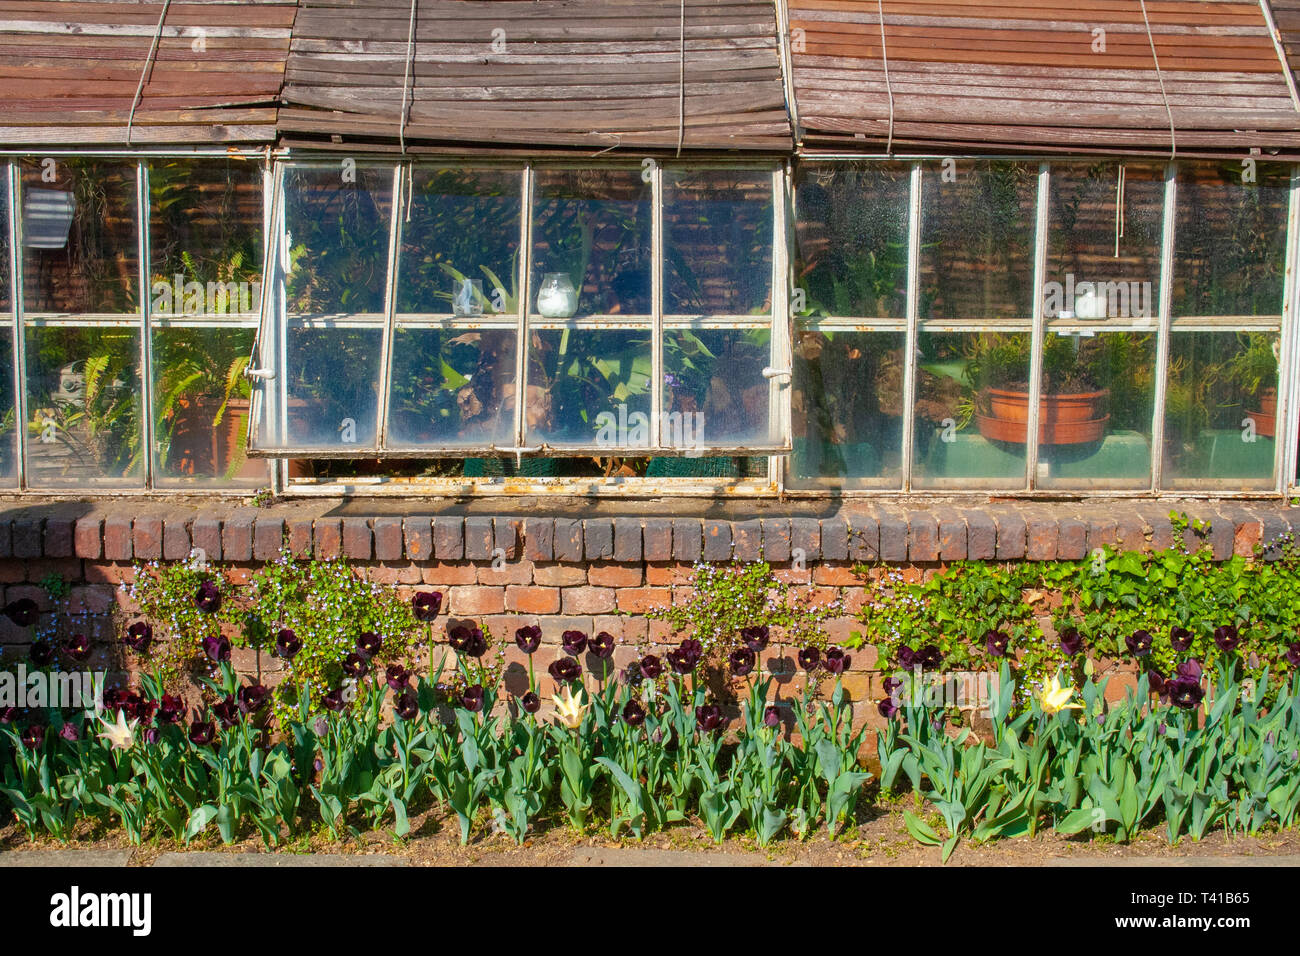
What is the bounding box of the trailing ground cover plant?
[857,512,1300,703]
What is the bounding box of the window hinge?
[762,366,792,381]
[244,367,276,381]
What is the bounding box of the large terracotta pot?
[1246,387,1276,439]
[169,396,264,479]
[976,388,1109,445]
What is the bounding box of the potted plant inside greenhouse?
[968,333,1110,446]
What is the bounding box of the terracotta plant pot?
[976,388,1109,445]
[168,396,263,480]
[1246,387,1277,439]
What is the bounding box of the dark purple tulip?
[1287,642,1300,667]
[460,685,485,713]
[412,591,442,622]
[667,647,697,675]
[561,630,588,657]
[385,664,411,691]
[639,655,663,679]
[188,720,215,746]
[0,706,17,723]
[621,661,644,685]
[622,699,647,726]
[395,688,418,720]
[740,625,770,653]
[143,727,161,745]
[1169,677,1204,710]
[729,646,756,677]
[1147,669,1169,701]
[548,657,581,683]
[237,683,269,714]
[1176,658,1203,682]
[202,634,230,663]
[798,646,821,672]
[823,647,851,675]
[1170,627,1193,653]
[342,652,369,679]
[20,724,44,749]
[195,580,221,614]
[1058,628,1084,656]
[763,705,781,728]
[1214,625,1240,652]
[60,722,80,742]
[124,621,153,653]
[136,698,158,725]
[321,688,347,712]
[919,645,944,669]
[63,633,91,662]
[695,703,725,733]
[878,698,900,719]
[275,628,301,659]
[985,630,1011,658]
[896,646,917,670]
[157,694,186,724]
[29,641,54,667]
[1126,629,1153,657]
[882,675,903,695]
[520,691,541,715]
[212,695,240,728]
[515,625,542,654]
[449,625,487,657]
[3,598,39,628]
[588,631,615,659]
[356,631,383,658]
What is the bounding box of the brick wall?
[3,498,1299,738]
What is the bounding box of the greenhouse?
[1,0,1299,499]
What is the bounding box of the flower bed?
[1,513,1299,856]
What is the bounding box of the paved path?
[0,849,1296,866]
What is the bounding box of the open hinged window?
[247,160,791,464]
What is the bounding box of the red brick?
[83,562,135,585]
[562,586,616,614]
[616,586,670,614]
[587,562,642,587]
[812,563,862,586]
[505,585,560,614]
[645,562,693,586]
[103,516,132,561]
[478,559,534,586]
[74,517,103,559]
[532,564,587,587]
[372,517,403,562]
[314,520,342,559]
[133,516,163,560]
[342,519,372,559]
[287,519,313,558]
[67,585,114,615]
[449,585,505,615]
[773,565,811,584]
[421,561,478,586]
[43,517,75,558]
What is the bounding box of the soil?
[4,796,1298,867]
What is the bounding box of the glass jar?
[536,272,578,318]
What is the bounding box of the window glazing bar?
[1025,162,1050,490]
[6,161,25,490]
[373,162,405,451]
[1150,162,1177,491]
[515,163,533,450]
[137,159,154,490]
[901,161,922,492]
[1277,165,1300,492]
[650,159,664,454]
